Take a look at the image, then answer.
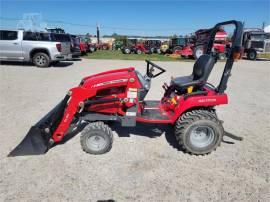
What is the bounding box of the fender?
[172,93,228,123]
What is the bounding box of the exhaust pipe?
[8,95,70,157]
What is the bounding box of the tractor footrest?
[139,108,170,120]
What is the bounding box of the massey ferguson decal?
[198,98,217,103]
[92,79,128,88]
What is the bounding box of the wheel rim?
[35,55,46,65]
[195,49,203,59]
[249,52,255,59]
[125,49,130,54]
[86,134,107,151]
[190,126,215,148]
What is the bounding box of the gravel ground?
[0,58,269,202]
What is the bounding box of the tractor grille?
[265,42,270,52]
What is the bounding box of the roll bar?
[206,20,244,93]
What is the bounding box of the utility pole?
[262,22,265,29]
[97,23,100,45]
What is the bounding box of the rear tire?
[80,122,113,155]
[33,52,50,67]
[247,49,257,60]
[174,109,223,155]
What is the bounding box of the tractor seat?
[171,54,215,90]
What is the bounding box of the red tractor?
[79,40,87,55]
[95,43,110,50]
[8,21,243,157]
[122,39,152,54]
[181,28,228,59]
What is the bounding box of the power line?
[0,17,195,32]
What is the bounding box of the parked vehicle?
[78,38,87,55]
[0,30,71,67]
[70,35,81,57]
[166,36,194,54]
[180,28,228,59]
[46,29,81,58]
[242,29,270,60]
[112,40,124,50]
[95,43,110,50]
[121,39,152,54]
[144,40,161,53]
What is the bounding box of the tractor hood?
[80,67,135,88]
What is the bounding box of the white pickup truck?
[0,30,71,67]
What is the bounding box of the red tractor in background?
[122,39,152,54]
[144,40,162,54]
[79,39,87,55]
[95,43,110,50]
[181,28,228,59]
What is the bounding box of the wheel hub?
[35,55,45,65]
[190,126,215,148]
[87,134,107,151]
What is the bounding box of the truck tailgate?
[61,42,71,54]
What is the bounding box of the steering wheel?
[145,60,166,78]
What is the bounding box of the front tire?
[247,49,257,60]
[136,49,142,54]
[174,109,223,155]
[124,48,131,54]
[33,52,50,67]
[80,122,113,155]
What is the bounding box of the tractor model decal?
[92,79,128,88]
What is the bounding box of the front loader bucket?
[8,95,70,157]
[8,126,49,157]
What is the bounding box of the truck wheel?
[247,50,257,60]
[33,52,50,67]
[136,49,142,54]
[193,45,204,60]
[218,53,226,60]
[80,121,113,155]
[174,109,223,155]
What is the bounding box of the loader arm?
[8,87,96,156]
[52,87,96,142]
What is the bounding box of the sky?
[0,0,269,36]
